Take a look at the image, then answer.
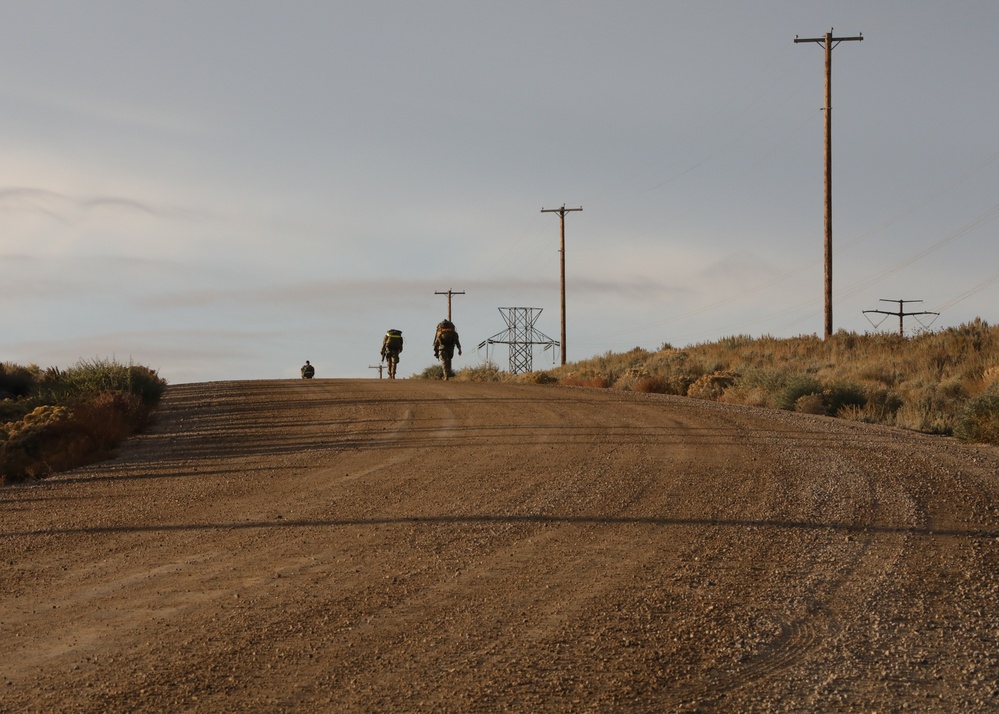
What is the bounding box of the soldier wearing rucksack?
[381,329,404,379]
[433,319,462,380]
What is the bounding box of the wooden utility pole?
[795,29,863,339]
[434,289,465,322]
[863,299,938,337]
[541,204,582,365]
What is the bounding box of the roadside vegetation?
[0,358,166,485]
[428,318,999,445]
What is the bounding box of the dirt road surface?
[2,379,998,712]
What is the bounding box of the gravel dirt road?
[2,378,998,712]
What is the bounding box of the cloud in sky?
[2,2,998,383]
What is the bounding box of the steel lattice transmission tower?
[478,307,559,374]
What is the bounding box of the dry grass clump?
[456,361,503,382]
[687,372,739,401]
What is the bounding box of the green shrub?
[954,387,999,445]
[824,382,868,416]
[417,364,445,380]
[0,363,39,398]
[777,375,823,411]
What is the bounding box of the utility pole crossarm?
[434,289,465,322]
[863,299,939,336]
[795,34,863,44]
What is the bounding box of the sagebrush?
[1,358,166,485]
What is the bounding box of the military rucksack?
[435,321,456,347]
[385,329,403,352]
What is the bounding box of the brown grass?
[454,319,999,444]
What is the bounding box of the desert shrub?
[718,382,771,408]
[515,371,558,385]
[1,359,165,485]
[855,362,897,386]
[824,382,868,416]
[416,364,445,380]
[125,365,167,406]
[839,387,904,423]
[740,367,791,394]
[777,375,823,411]
[0,396,46,423]
[954,386,999,445]
[633,376,668,394]
[72,391,149,450]
[0,363,40,399]
[458,361,502,382]
[0,391,153,485]
[41,358,166,405]
[1,405,85,483]
[687,371,738,401]
[794,393,826,415]
[894,388,957,435]
[660,372,699,395]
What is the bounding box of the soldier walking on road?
[381,329,404,379]
[433,319,462,380]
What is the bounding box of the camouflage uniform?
[433,320,462,380]
[381,330,404,379]
[301,361,315,379]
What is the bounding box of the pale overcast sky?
[2,1,997,383]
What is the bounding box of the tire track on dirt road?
[2,380,998,712]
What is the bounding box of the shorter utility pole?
[434,289,465,322]
[541,204,582,365]
[369,364,385,379]
[863,299,939,336]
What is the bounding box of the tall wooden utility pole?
[795,29,862,339]
[434,289,465,322]
[541,204,582,365]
